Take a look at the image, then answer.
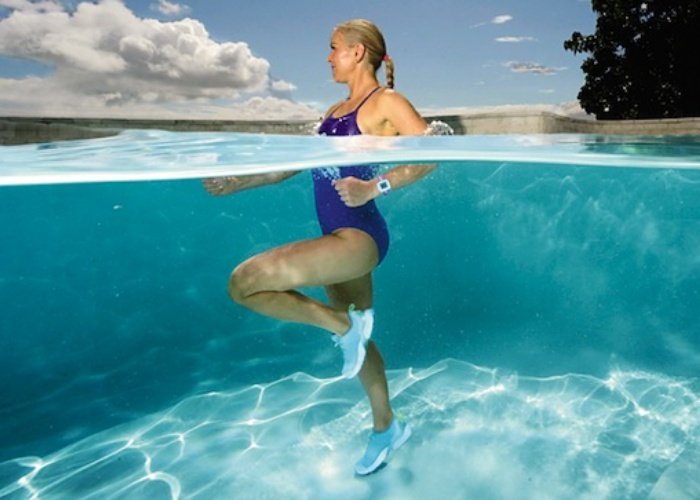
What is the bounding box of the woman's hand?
[202,176,249,196]
[333,176,376,207]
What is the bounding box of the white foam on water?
[1,131,700,186]
[1,359,698,499]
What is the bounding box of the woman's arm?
[333,91,437,207]
[379,91,437,188]
[203,171,299,197]
[332,163,435,207]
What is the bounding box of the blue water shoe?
[355,419,412,476]
[333,308,373,379]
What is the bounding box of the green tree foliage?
[564,1,699,119]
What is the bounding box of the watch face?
[378,179,391,192]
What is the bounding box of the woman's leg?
[228,228,378,335]
[326,275,393,432]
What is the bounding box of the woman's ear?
[354,43,367,63]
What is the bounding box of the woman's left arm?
[333,92,436,208]
[378,91,436,189]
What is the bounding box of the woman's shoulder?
[377,88,410,102]
[374,88,426,135]
[375,88,418,113]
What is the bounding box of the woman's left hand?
[333,176,376,207]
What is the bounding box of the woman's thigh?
[233,228,378,294]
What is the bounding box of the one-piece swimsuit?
[313,87,389,265]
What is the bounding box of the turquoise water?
[1,132,699,498]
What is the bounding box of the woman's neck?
[346,72,380,101]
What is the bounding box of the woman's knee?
[228,258,270,303]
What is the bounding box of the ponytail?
[384,55,395,89]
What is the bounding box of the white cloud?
[227,96,319,120]
[0,0,312,119]
[0,0,64,13]
[495,36,536,43]
[0,76,319,119]
[271,80,297,93]
[491,15,513,24]
[504,61,565,75]
[471,14,513,28]
[0,0,269,93]
[151,0,190,17]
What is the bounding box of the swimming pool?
[1,131,699,498]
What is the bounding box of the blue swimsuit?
[313,87,389,265]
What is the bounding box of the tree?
[564,0,700,120]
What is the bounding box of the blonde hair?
[335,19,394,89]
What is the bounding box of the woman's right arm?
[202,171,300,197]
[204,106,335,197]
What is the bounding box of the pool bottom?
[1,358,698,499]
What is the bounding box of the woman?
[204,19,435,476]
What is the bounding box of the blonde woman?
[204,19,435,475]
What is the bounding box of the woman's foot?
[355,419,412,475]
[333,307,373,378]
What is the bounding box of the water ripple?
[1,358,697,499]
[2,132,700,186]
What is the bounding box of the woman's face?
[327,30,356,83]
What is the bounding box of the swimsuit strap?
[353,86,382,114]
[328,86,382,119]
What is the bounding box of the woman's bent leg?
[229,228,379,335]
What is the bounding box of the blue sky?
[0,0,596,119]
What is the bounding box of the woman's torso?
[312,87,389,263]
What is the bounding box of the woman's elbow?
[421,164,438,176]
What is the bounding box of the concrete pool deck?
[2,112,699,145]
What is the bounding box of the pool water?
[0,132,699,498]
